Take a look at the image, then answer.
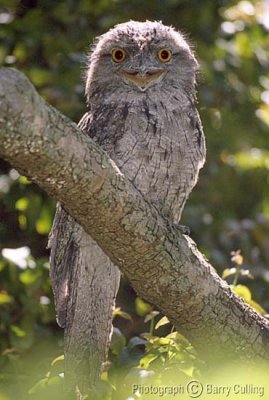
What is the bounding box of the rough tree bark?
[1,68,269,385]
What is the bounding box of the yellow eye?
[112,48,126,63]
[158,48,172,63]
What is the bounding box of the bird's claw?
[165,218,191,235]
[173,224,191,235]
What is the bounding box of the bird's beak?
[117,68,166,89]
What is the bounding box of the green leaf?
[178,365,195,377]
[139,353,159,368]
[222,267,236,279]
[232,284,252,302]
[28,378,49,395]
[135,297,152,317]
[19,269,39,285]
[19,176,31,185]
[51,354,64,367]
[15,197,29,211]
[229,149,269,171]
[155,316,170,330]
[249,300,266,316]
[144,311,159,323]
[11,325,26,337]
[167,332,191,348]
[35,205,53,235]
[113,307,132,320]
[18,214,27,229]
[141,333,157,341]
[47,376,63,387]
[0,292,12,305]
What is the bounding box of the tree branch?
[1,67,269,366]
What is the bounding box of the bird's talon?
[173,224,191,235]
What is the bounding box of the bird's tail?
[48,204,121,395]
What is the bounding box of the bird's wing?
[47,111,93,328]
[187,95,206,164]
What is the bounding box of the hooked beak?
[117,68,166,90]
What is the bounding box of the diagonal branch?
[1,67,269,365]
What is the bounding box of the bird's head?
[85,21,199,105]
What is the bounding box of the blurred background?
[0,0,269,398]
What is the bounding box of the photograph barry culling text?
[132,383,265,397]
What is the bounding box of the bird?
[48,20,206,395]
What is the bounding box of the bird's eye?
[158,48,172,63]
[111,48,126,63]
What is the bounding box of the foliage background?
[0,0,269,398]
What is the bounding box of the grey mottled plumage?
[49,20,206,392]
